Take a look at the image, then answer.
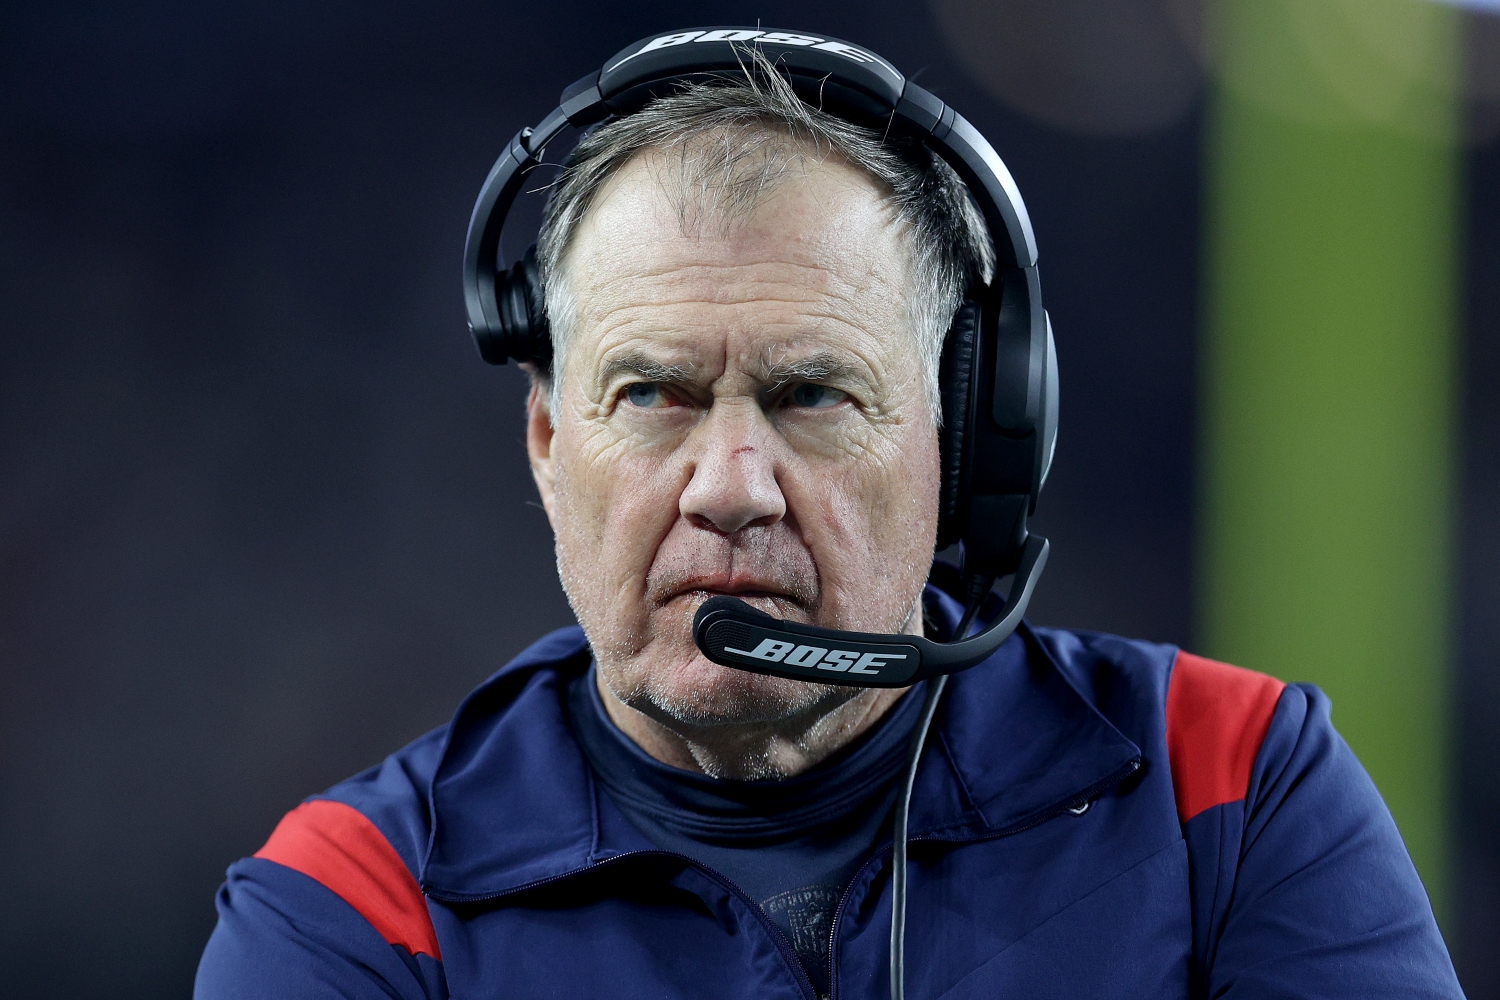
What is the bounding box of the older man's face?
[529,149,940,730]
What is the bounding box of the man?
[196,33,1463,1000]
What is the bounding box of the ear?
[525,381,558,527]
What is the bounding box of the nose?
[679,401,787,535]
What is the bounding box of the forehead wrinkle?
[577,257,901,309]
[562,144,917,329]
[575,275,908,362]
[589,304,905,381]
[569,165,907,290]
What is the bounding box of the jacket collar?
[419,592,1141,902]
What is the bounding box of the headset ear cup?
[516,246,552,369]
[483,245,552,367]
[936,298,981,549]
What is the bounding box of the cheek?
[787,421,940,611]
[552,421,686,592]
[855,430,939,554]
[833,420,938,522]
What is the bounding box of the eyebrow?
[599,351,699,385]
[757,350,866,389]
[597,348,872,393]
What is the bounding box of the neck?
[596,672,909,780]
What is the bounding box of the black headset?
[464,26,1058,683]
[463,31,1058,998]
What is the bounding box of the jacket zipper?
[824,850,885,999]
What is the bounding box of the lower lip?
[679,587,787,600]
[683,591,815,625]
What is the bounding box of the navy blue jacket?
[196,616,1462,999]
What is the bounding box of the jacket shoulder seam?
[1166,651,1286,823]
[254,799,442,960]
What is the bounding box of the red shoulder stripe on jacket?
[254,799,442,959]
[1165,651,1286,823]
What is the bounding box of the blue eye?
[625,382,668,408]
[789,383,847,409]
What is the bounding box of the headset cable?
[889,587,987,1000]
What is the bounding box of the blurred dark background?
[0,1,1494,997]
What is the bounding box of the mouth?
[667,583,810,620]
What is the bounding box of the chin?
[605,635,846,730]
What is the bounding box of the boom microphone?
[692,535,1048,687]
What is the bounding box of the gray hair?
[535,52,995,422]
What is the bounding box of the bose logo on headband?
[721,638,908,677]
[608,30,884,72]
